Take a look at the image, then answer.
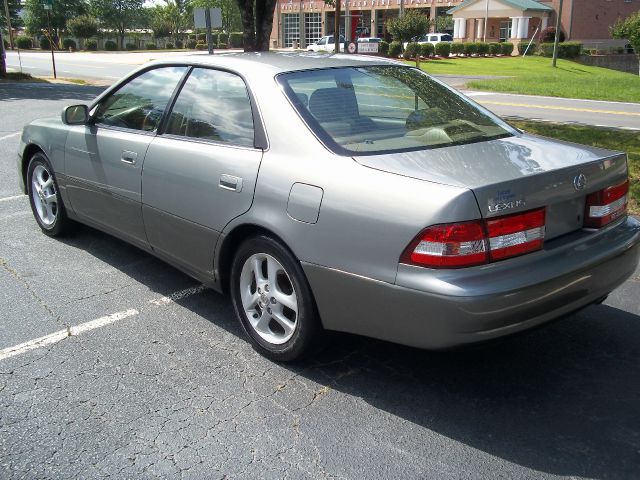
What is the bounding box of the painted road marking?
[0,195,24,203]
[0,284,208,362]
[0,309,139,361]
[0,132,20,142]
[479,101,640,117]
[150,284,208,306]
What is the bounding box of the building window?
[499,20,512,42]
[283,13,300,48]
[305,12,322,46]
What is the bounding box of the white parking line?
[0,284,208,362]
[0,132,20,142]
[0,309,138,361]
[0,195,24,203]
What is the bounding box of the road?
[1,82,640,478]
[5,50,640,130]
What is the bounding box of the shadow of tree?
[0,83,106,102]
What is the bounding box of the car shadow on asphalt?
[62,223,640,478]
[0,83,106,102]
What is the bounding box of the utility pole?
[399,0,404,18]
[334,0,341,53]
[552,0,563,67]
[483,0,489,43]
[3,0,13,49]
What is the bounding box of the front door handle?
[121,151,137,165]
[219,174,243,192]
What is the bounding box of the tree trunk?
[255,0,277,51]
[237,0,256,52]
[0,31,6,78]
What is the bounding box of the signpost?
[42,0,56,78]
[194,7,222,55]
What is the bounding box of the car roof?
[147,52,403,75]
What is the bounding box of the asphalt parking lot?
[1,83,640,479]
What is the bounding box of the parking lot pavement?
[1,83,640,479]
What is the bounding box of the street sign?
[357,42,379,54]
[42,0,52,10]
[193,8,221,29]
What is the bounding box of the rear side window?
[94,66,187,132]
[165,68,254,147]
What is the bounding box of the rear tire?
[27,152,72,237]
[230,235,320,362]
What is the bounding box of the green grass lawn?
[416,56,640,103]
[510,121,640,214]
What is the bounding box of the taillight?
[401,208,546,269]
[584,180,628,228]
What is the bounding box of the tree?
[90,0,145,49]
[611,11,640,76]
[151,19,172,47]
[387,11,429,45]
[24,0,87,37]
[235,0,277,51]
[0,30,6,77]
[433,15,453,34]
[67,15,98,49]
[1,0,23,47]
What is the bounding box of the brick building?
[270,0,638,48]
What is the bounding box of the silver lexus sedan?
[17,53,640,361]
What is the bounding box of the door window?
[165,68,255,148]
[94,66,187,132]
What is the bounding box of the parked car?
[18,53,640,361]
[357,37,382,43]
[307,35,346,53]
[404,32,453,49]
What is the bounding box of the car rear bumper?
[303,216,640,349]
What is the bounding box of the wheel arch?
[21,143,45,189]
[216,223,300,296]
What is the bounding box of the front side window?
[165,68,254,147]
[279,66,514,155]
[94,66,187,132]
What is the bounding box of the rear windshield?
[278,66,514,155]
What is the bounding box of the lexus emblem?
[574,173,587,191]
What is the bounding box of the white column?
[542,16,549,30]
[518,17,530,39]
[459,18,466,39]
[510,17,519,39]
[453,18,460,39]
[476,18,484,40]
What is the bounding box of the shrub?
[476,42,489,55]
[67,15,98,42]
[186,39,197,49]
[62,38,76,50]
[39,36,51,50]
[146,43,157,50]
[217,43,227,49]
[435,42,451,57]
[541,26,565,43]
[537,41,582,58]
[166,42,174,49]
[378,40,389,56]
[420,42,434,57]
[188,34,196,41]
[126,42,137,50]
[16,36,33,49]
[104,40,117,51]
[218,33,229,44]
[210,32,219,45]
[403,42,420,59]
[387,10,430,44]
[388,41,402,57]
[229,32,243,48]
[85,39,98,51]
[517,41,536,55]
[175,40,183,48]
[196,42,208,50]
[196,33,206,42]
[489,42,501,55]
[3,38,8,49]
[501,42,514,55]
[450,42,464,55]
[463,42,477,55]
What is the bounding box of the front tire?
[27,152,71,237]
[230,235,320,362]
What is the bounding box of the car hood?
[352,133,620,189]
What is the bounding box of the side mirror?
[61,105,89,125]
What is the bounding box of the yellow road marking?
[478,101,640,117]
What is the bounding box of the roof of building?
[447,0,553,14]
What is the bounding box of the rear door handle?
[121,151,137,165]
[219,174,243,192]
